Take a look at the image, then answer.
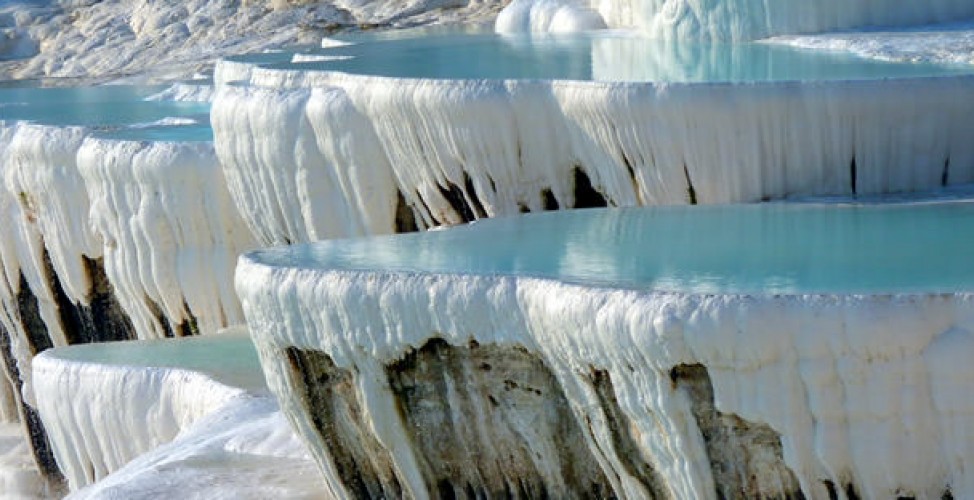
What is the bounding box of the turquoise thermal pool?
[0,84,210,129]
[277,31,974,82]
[251,202,974,294]
[43,333,264,391]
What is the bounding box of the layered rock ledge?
[237,204,974,499]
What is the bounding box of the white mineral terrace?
[212,31,974,248]
[238,203,974,499]
[498,0,974,40]
[31,329,324,496]
[2,0,974,496]
[77,137,255,339]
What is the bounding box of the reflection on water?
[276,31,973,82]
[257,203,974,294]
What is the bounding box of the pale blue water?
[253,203,974,294]
[96,123,214,142]
[0,85,209,126]
[276,31,973,82]
[47,333,265,390]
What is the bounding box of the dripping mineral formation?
[0,0,973,497]
[237,205,974,499]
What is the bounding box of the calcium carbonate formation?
[33,344,251,490]
[236,254,974,499]
[213,65,974,244]
[78,138,255,339]
[497,0,974,40]
[0,0,973,495]
[0,114,255,491]
[30,330,326,495]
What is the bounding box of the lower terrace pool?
[41,332,264,392]
[252,202,974,295]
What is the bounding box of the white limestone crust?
[237,256,974,499]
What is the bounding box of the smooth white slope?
[67,397,326,500]
[237,258,974,499]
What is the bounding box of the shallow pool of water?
[0,84,210,129]
[278,31,973,82]
[47,332,264,390]
[253,202,974,294]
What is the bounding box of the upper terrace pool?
[271,31,973,82]
[251,202,974,295]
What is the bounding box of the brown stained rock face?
[1,278,65,493]
[669,364,804,500]
[588,369,671,499]
[283,341,806,500]
[286,339,615,499]
[285,347,404,499]
[386,338,613,499]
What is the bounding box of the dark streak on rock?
[823,480,838,500]
[683,165,697,205]
[386,338,614,499]
[540,188,559,211]
[0,279,66,493]
[942,157,950,187]
[285,347,403,499]
[572,168,609,209]
[17,273,51,355]
[463,172,489,219]
[45,252,135,345]
[395,190,420,233]
[670,364,804,500]
[438,173,486,223]
[589,369,670,498]
[850,156,858,196]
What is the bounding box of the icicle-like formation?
[5,123,100,313]
[498,0,974,40]
[214,70,974,236]
[0,119,254,488]
[212,83,399,246]
[0,122,73,408]
[237,256,974,499]
[78,138,255,338]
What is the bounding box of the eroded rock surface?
[283,339,805,499]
